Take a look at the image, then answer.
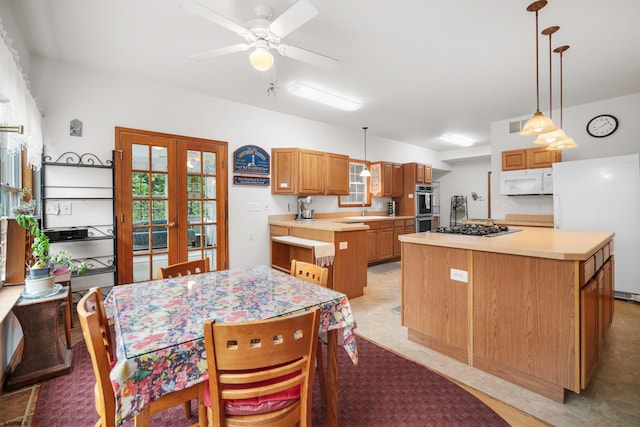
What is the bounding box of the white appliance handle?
[553,194,560,229]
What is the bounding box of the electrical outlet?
[450,268,468,283]
[45,202,59,214]
[60,202,72,215]
[339,241,348,250]
[248,231,254,241]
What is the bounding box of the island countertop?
[398,227,614,261]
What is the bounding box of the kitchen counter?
[269,214,414,231]
[400,227,614,403]
[399,227,613,260]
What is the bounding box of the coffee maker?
[296,196,315,220]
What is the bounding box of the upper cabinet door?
[272,148,299,194]
[298,149,325,195]
[325,152,349,195]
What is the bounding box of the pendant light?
[534,25,563,145]
[520,1,558,136]
[359,126,371,177]
[546,45,578,150]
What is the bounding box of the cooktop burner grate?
[431,224,520,237]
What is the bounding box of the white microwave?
[500,168,553,195]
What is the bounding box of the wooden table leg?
[326,329,338,427]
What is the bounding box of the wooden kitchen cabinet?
[581,275,599,389]
[378,221,394,261]
[271,148,348,195]
[324,152,350,195]
[366,219,402,264]
[393,219,411,258]
[397,162,432,216]
[366,221,379,263]
[370,162,402,197]
[502,147,562,171]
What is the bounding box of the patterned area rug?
[33,338,507,426]
[368,261,401,275]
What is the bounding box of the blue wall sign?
[233,145,270,175]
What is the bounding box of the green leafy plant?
[12,187,37,215]
[15,213,87,275]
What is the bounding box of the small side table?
[4,287,73,391]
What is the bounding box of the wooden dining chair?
[78,288,206,427]
[203,308,320,427]
[289,259,329,405]
[158,257,210,279]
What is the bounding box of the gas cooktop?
[431,224,521,237]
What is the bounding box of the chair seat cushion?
[204,371,300,416]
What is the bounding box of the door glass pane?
[151,146,167,172]
[204,176,216,198]
[188,201,202,223]
[204,224,216,248]
[151,173,167,197]
[188,176,201,198]
[187,150,201,174]
[132,172,150,198]
[203,152,216,174]
[132,144,149,169]
[204,201,216,223]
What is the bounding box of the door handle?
[166,222,176,228]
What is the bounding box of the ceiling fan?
[181,0,339,71]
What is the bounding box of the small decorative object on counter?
[11,187,37,215]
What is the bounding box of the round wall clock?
[586,114,619,138]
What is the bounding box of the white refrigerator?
[553,153,640,301]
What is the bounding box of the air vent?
[508,120,528,134]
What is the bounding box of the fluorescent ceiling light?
[440,134,475,147]
[288,82,361,111]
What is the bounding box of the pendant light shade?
[520,1,558,136]
[359,126,371,177]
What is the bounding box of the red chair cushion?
[204,371,300,416]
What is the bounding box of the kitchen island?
[269,214,414,298]
[399,228,614,402]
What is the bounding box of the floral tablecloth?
[105,265,357,425]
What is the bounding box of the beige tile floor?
[352,264,640,427]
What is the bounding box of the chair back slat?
[158,257,210,278]
[290,259,328,287]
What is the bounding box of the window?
[338,161,370,207]
[0,134,22,216]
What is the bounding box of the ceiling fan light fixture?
[288,82,361,111]
[249,46,274,71]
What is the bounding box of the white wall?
[490,92,640,220]
[435,157,491,227]
[28,57,452,272]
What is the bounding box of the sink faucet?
[361,201,366,217]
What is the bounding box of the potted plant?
[11,187,37,215]
[15,213,87,294]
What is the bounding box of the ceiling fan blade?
[189,43,251,61]
[269,0,318,38]
[181,0,248,37]
[277,44,339,69]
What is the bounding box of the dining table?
[105,264,358,427]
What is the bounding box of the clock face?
[587,114,618,138]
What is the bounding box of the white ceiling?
[6,0,640,151]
